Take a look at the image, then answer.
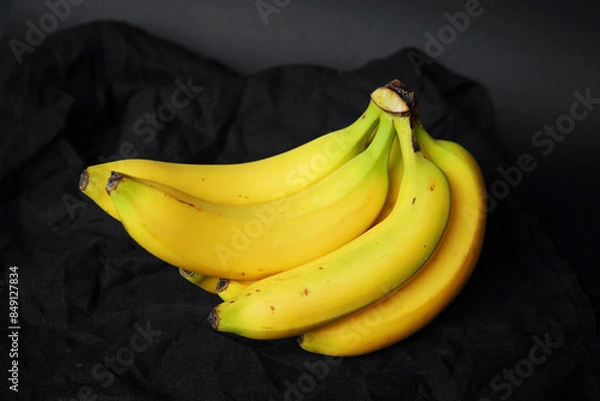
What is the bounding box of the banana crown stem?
[370,79,420,127]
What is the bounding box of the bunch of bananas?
[80,79,487,356]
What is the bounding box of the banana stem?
[370,79,420,174]
[393,117,417,175]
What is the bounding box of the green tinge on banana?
[179,269,220,294]
[215,278,259,301]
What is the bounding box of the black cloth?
[1,21,599,401]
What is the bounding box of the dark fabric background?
[1,21,599,401]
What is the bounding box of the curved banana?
[105,109,395,280]
[215,278,258,301]
[178,269,220,294]
[79,100,381,219]
[299,124,487,356]
[208,86,452,340]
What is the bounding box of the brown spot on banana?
[208,309,219,329]
[216,279,229,292]
[105,171,122,193]
[78,170,89,191]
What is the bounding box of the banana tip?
[216,278,229,293]
[105,171,123,194]
[207,309,220,329]
[78,170,89,192]
[179,269,194,278]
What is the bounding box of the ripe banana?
[79,100,381,220]
[208,87,452,340]
[82,77,485,356]
[178,269,220,294]
[299,123,487,355]
[105,109,395,280]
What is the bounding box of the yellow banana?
[178,269,220,294]
[215,278,259,301]
[79,100,381,219]
[299,123,487,356]
[208,86,452,340]
[213,126,399,302]
[105,109,395,280]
